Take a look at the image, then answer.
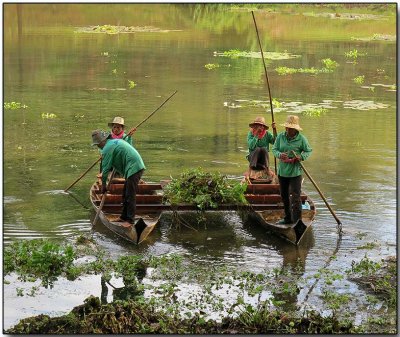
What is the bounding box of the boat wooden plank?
[245,194,308,203]
[246,184,280,194]
[93,184,163,194]
[103,194,163,204]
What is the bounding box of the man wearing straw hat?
[272,115,312,225]
[108,116,135,146]
[92,130,145,224]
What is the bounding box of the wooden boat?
[240,181,316,245]
[90,177,316,245]
[90,178,163,244]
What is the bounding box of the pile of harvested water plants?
[163,167,248,210]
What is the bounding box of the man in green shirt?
[247,116,276,171]
[92,130,146,224]
[272,115,312,224]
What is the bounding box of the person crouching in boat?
[92,130,146,224]
[272,115,312,225]
[246,116,276,179]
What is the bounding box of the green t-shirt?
[247,130,275,154]
[101,139,145,185]
[272,131,312,177]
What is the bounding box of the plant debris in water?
[352,34,396,42]
[6,296,361,334]
[224,98,390,113]
[4,238,397,334]
[214,49,301,60]
[75,25,181,34]
[163,167,248,210]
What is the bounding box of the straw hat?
[281,115,302,131]
[108,116,125,127]
[91,130,110,146]
[249,116,269,129]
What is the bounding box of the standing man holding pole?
[272,115,312,225]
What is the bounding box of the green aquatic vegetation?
[356,242,378,250]
[352,34,396,42]
[163,167,248,210]
[321,58,339,70]
[204,63,220,70]
[4,101,28,110]
[348,256,396,308]
[5,294,361,334]
[76,25,181,34]
[353,75,365,84]
[275,66,299,75]
[4,239,75,288]
[215,49,301,60]
[345,49,367,63]
[128,80,137,88]
[41,112,57,119]
[302,107,327,117]
[275,59,337,76]
[321,290,351,312]
[343,99,389,110]
[272,98,283,108]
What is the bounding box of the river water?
[2,3,397,330]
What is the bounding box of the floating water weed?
[275,58,338,76]
[214,49,300,60]
[204,63,220,70]
[77,25,180,34]
[302,107,327,117]
[321,58,339,70]
[4,239,75,288]
[353,75,365,84]
[41,113,57,119]
[128,80,137,88]
[345,49,367,63]
[4,101,28,110]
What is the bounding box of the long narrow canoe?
[241,182,316,244]
[90,177,316,245]
[90,179,163,244]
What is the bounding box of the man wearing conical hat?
[247,116,276,172]
[108,116,135,146]
[272,115,312,225]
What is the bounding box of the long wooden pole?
[251,11,277,173]
[64,90,178,192]
[292,151,342,226]
[92,168,116,226]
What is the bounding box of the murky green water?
[3,4,397,330]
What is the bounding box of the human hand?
[293,155,301,163]
[128,127,137,135]
[280,152,289,161]
[257,129,267,139]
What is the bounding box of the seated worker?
[246,116,276,178]
[92,130,146,224]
